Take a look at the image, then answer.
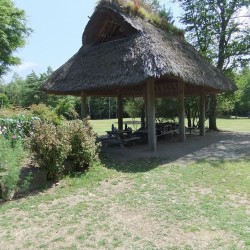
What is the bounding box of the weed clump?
[0,137,27,200]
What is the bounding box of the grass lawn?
[0,118,249,249]
[90,117,250,135]
[90,118,141,135]
[216,117,250,132]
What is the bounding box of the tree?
[175,0,250,129]
[0,0,31,77]
[235,68,250,116]
[156,98,178,122]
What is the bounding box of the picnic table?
[134,122,179,140]
[104,130,140,148]
[186,127,197,135]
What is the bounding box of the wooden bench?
[186,127,197,135]
[157,129,178,139]
[103,135,141,148]
[122,136,141,145]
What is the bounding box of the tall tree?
[0,0,31,77]
[175,0,250,129]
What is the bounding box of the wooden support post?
[146,79,156,151]
[199,92,206,136]
[144,87,148,129]
[178,82,186,142]
[118,95,123,131]
[81,92,87,119]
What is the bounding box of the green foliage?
[0,93,9,108]
[0,136,27,200]
[29,121,71,180]
[21,69,55,107]
[177,0,250,70]
[156,98,178,122]
[235,68,250,116]
[29,119,100,180]
[56,97,79,120]
[67,119,100,170]
[176,0,250,129]
[124,98,144,119]
[217,93,236,118]
[0,68,60,109]
[30,103,63,125]
[88,97,118,119]
[0,115,40,138]
[0,73,26,106]
[0,0,32,76]
[184,97,200,127]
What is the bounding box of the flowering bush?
[28,119,100,180]
[67,119,100,171]
[29,121,71,180]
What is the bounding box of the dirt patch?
[165,225,245,249]
[228,194,250,209]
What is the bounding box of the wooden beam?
[178,82,186,142]
[117,95,123,131]
[199,93,206,136]
[81,92,87,119]
[143,86,148,129]
[146,79,156,151]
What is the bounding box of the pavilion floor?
[100,130,250,165]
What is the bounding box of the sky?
[3,0,183,83]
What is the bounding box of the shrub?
[67,119,100,171]
[29,121,71,180]
[30,104,63,125]
[0,136,27,200]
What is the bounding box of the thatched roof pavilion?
[42,0,236,151]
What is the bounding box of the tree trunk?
[186,105,191,127]
[140,107,145,129]
[208,95,218,130]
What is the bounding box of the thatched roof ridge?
[42,2,236,96]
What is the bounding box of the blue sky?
[3,0,183,83]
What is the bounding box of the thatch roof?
[42,1,236,97]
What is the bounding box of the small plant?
[29,121,71,180]
[0,137,27,200]
[67,119,100,171]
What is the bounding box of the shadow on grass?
[12,160,83,201]
[101,154,164,173]
[13,166,55,201]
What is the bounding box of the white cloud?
[15,61,38,72]
[1,61,39,83]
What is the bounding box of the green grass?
[90,118,141,135]
[90,117,250,135]
[0,117,249,248]
[0,157,249,249]
[216,117,250,132]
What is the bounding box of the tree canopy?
[0,0,31,77]
[175,0,250,129]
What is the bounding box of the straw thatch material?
[42,1,236,97]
